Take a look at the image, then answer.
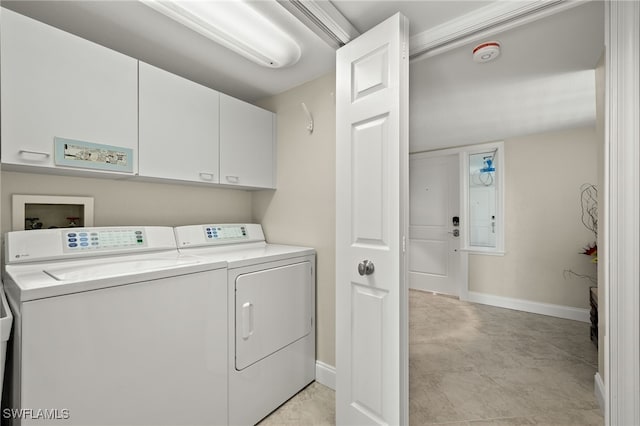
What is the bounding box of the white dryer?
[3,226,228,426]
[174,224,316,426]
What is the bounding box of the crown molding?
[277,0,360,48]
[409,0,585,60]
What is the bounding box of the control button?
[68,238,77,242]
[91,237,99,241]
[79,237,89,242]
[79,232,88,237]
[91,242,99,246]
[80,242,89,247]
[68,233,77,238]
[68,243,78,248]
[91,232,98,236]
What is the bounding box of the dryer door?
[235,261,312,370]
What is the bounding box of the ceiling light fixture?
[141,0,302,68]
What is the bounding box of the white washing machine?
[174,224,316,426]
[3,226,228,426]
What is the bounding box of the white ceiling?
[3,0,604,150]
[409,1,604,152]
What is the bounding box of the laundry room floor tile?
[259,291,603,426]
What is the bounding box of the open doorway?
[407,1,604,424]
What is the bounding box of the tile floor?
[260,290,603,425]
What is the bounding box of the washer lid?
[5,251,226,302]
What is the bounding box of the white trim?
[276,0,360,48]
[315,360,336,391]
[606,1,640,425]
[409,0,582,60]
[12,194,94,231]
[466,291,590,323]
[595,372,605,414]
[460,142,505,254]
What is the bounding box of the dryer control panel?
[175,224,265,248]
[204,225,247,241]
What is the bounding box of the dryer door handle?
[241,302,254,340]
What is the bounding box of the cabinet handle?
[199,172,214,181]
[18,150,50,161]
[226,175,240,184]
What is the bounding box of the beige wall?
[254,72,336,366]
[1,171,252,234]
[595,52,605,378]
[469,126,599,309]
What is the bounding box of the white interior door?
[409,153,461,295]
[336,13,409,426]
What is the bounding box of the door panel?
[409,154,461,295]
[336,13,409,426]
[352,115,389,245]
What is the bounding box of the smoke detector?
[473,41,501,63]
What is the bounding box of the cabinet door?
[220,94,276,189]
[0,9,137,173]
[139,62,220,183]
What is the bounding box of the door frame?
[604,2,640,424]
[409,2,640,423]
[330,1,638,423]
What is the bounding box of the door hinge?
[402,235,406,253]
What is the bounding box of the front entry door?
[335,13,409,426]
[409,153,461,296]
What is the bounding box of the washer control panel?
[63,228,147,252]
[204,225,247,241]
[6,227,176,264]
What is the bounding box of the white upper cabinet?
[139,62,220,184]
[220,94,276,189]
[0,9,138,174]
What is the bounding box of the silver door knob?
[358,260,375,276]
[448,229,460,237]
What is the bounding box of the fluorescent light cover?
[142,0,302,68]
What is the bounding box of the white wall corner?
[595,372,605,414]
[315,360,336,390]
[466,291,590,323]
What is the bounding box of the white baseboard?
[466,291,590,323]
[315,360,336,390]
[594,372,605,414]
